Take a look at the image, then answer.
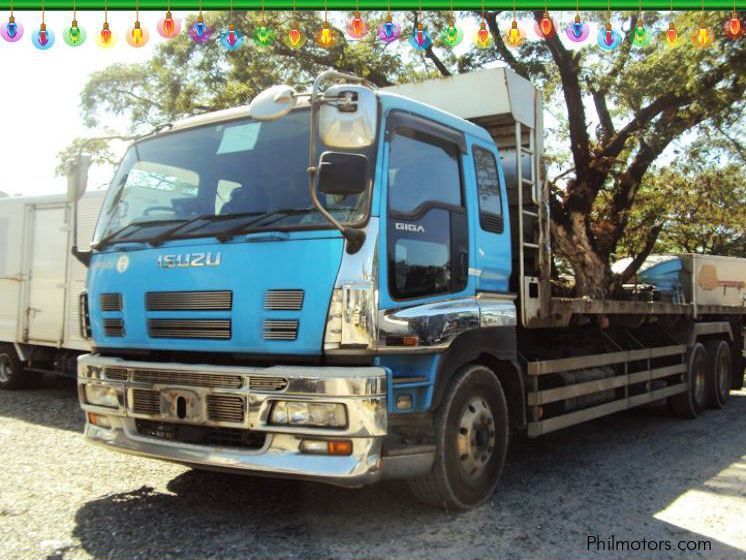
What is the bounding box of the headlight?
[269,401,347,428]
[84,384,119,408]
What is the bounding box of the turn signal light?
[299,439,353,456]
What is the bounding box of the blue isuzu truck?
[57,69,745,509]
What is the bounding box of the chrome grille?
[104,367,128,381]
[148,319,231,340]
[264,290,304,311]
[249,376,288,392]
[131,389,160,415]
[99,293,122,312]
[146,290,232,311]
[207,395,246,423]
[132,369,243,389]
[263,320,299,341]
[103,318,125,337]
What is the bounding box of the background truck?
[69,68,745,510]
[0,191,103,388]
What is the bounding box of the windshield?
[93,109,372,245]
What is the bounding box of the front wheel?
[408,364,509,510]
[0,346,37,390]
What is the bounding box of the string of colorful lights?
[1,2,743,50]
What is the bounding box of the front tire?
[0,345,35,390]
[408,364,509,510]
[704,340,731,409]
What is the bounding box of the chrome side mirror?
[66,155,91,203]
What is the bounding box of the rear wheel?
[704,340,731,409]
[0,346,34,390]
[408,364,509,510]
[669,343,707,418]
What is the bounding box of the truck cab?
[77,69,525,508]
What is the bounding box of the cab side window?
[473,147,504,234]
[387,126,468,300]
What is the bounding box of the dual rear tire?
[669,340,732,418]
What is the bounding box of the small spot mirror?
[248,85,297,121]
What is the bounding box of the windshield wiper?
[95,219,187,250]
[147,211,266,247]
[215,208,317,242]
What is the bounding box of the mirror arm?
[307,71,368,255]
[307,165,365,254]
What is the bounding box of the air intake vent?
[132,369,243,389]
[103,318,125,337]
[148,319,231,340]
[105,367,128,381]
[264,290,304,311]
[249,376,288,392]
[131,389,160,415]
[263,320,299,341]
[146,290,232,311]
[206,395,246,423]
[99,293,123,312]
[480,213,504,234]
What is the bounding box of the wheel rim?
[0,354,11,383]
[456,396,496,480]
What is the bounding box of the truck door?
[25,205,68,344]
[383,112,469,304]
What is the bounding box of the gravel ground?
[1,376,745,560]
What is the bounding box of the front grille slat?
[99,293,123,312]
[103,318,125,337]
[104,367,128,381]
[131,389,160,415]
[148,319,231,340]
[207,395,245,423]
[146,291,233,311]
[132,369,242,389]
[263,320,299,341]
[264,290,304,311]
[248,376,288,391]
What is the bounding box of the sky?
[0,11,617,200]
[0,11,182,197]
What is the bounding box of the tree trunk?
[552,211,611,299]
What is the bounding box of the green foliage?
[78,10,459,133]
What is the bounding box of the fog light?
[87,412,112,428]
[299,439,353,456]
[270,401,347,428]
[84,384,119,408]
[395,394,413,410]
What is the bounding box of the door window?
[473,146,504,234]
[388,132,462,215]
[387,125,468,300]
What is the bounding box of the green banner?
[0,1,740,9]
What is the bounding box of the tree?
[68,9,746,298]
[618,154,746,259]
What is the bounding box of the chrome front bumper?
[77,354,408,487]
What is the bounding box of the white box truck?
[0,190,104,389]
